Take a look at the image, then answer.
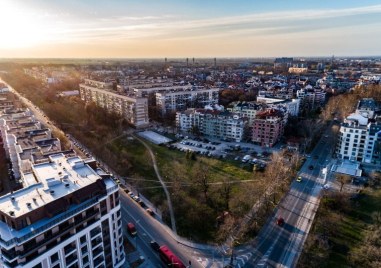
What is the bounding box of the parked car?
[146,208,154,216]
[296,176,302,182]
[150,240,160,251]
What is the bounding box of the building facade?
[296,85,326,110]
[0,153,125,268]
[252,108,285,147]
[79,80,149,128]
[156,88,220,115]
[336,109,381,164]
[176,109,246,142]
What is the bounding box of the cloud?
[53,4,381,43]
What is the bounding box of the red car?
[276,217,285,226]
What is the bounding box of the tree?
[336,174,352,192]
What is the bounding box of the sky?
[0,0,381,58]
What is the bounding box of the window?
[81,245,88,255]
[83,256,89,265]
[32,263,42,268]
[80,235,87,245]
[51,252,59,263]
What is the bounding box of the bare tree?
[336,174,352,192]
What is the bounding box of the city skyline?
[1,0,381,58]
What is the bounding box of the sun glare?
[0,1,51,49]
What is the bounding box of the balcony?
[19,208,99,259]
[0,185,118,248]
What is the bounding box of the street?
[244,128,335,267]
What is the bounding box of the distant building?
[156,88,220,115]
[274,57,293,68]
[288,67,308,74]
[59,90,80,97]
[79,79,149,128]
[176,109,246,142]
[252,108,286,147]
[296,85,326,110]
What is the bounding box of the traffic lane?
[248,172,317,264]
[119,191,202,268]
[121,215,162,266]
[267,176,319,264]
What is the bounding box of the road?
[119,189,203,268]
[244,128,335,267]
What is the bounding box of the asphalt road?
[244,129,335,268]
[119,190,203,268]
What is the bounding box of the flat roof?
[0,153,102,219]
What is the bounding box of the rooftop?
[0,153,102,219]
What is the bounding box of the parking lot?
[169,136,275,168]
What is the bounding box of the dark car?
[308,165,314,170]
[150,240,160,251]
[138,200,146,208]
[146,208,155,216]
[276,217,285,226]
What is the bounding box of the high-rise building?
[0,153,125,268]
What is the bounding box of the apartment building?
[296,85,326,110]
[0,105,65,181]
[176,109,246,142]
[355,98,377,119]
[79,79,149,128]
[252,108,286,147]
[156,87,220,115]
[256,96,301,117]
[129,83,189,98]
[336,112,381,164]
[227,102,264,124]
[0,153,125,268]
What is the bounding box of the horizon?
[1,0,381,58]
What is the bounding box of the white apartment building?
[336,114,368,162]
[79,81,149,128]
[176,109,245,142]
[296,85,326,109]
[130,84,189,98]
[256,96,300,117]
[336,111,381,164]
[156,88,220,115]
[227,102,264,124]
[355,98,377,119]
[0,153,124,268]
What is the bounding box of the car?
[150,240,160,251]
[133,196,140,202]
[308,165,314,170]
[323,184,330,190]
[138,200,146,208]
[127,191,135,198]
[127,222,137,236]
[276,217,285,226]
[146,208,154,216]
[296,176,302,182]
